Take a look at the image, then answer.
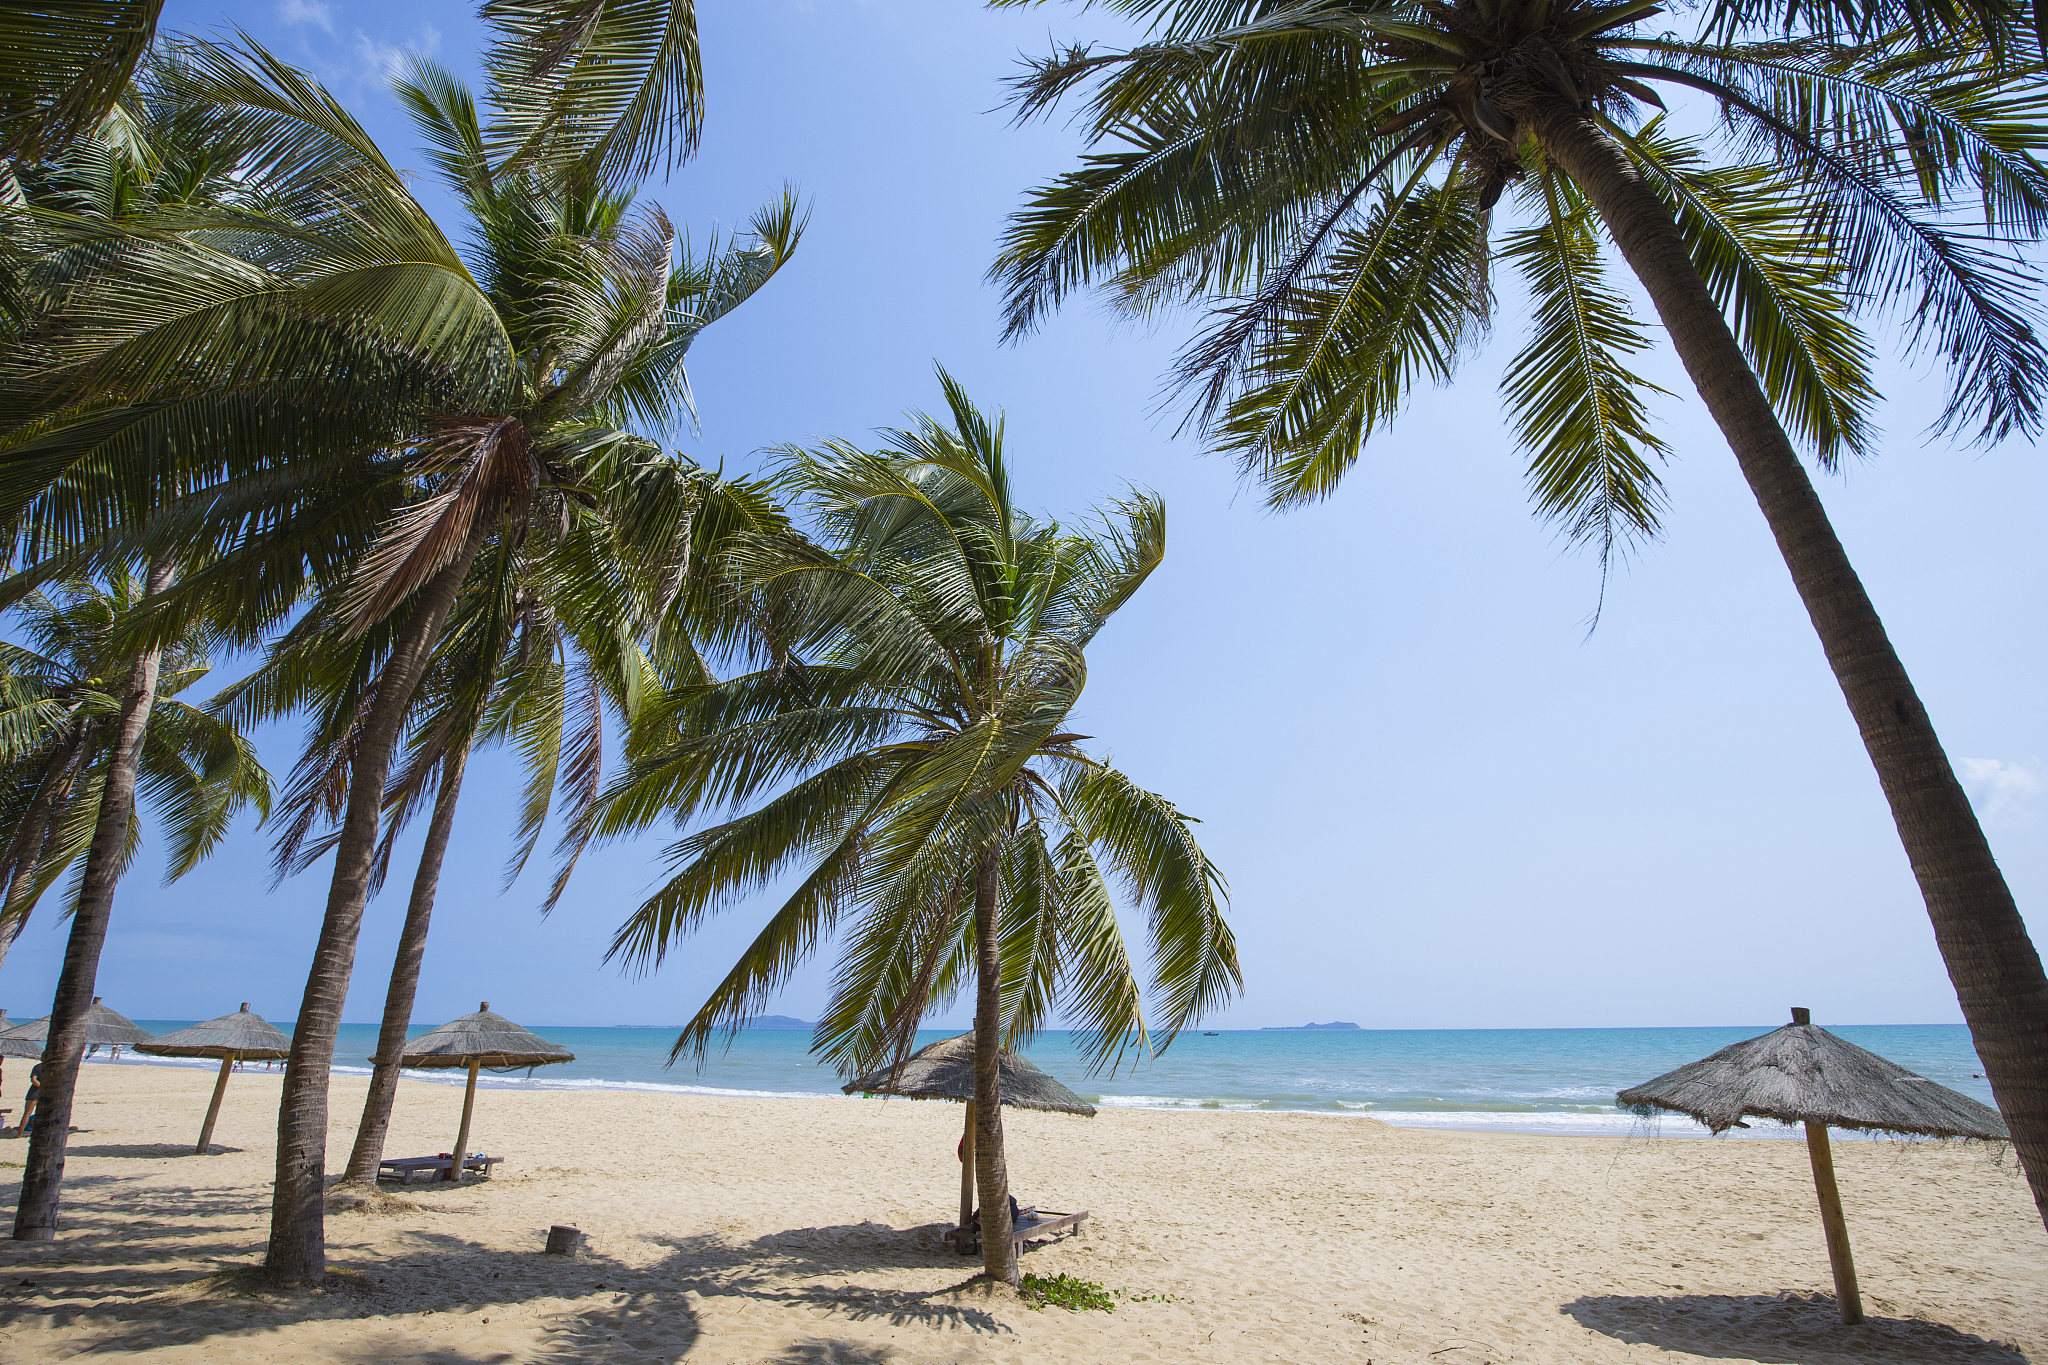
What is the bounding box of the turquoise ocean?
[90,1021,1993,1140]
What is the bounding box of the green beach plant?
[989,0,2048,1227]
[593,372,1239,1285]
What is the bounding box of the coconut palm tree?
[591,372,1239,1284]
[0,33,797,1271]
[989,0,2048,1223]
[0,562,265,1238]
[0,55,366,1244]
[0,568,268,979]
[213,456,787,1191]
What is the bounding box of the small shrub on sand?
[1021,1273,1116,1312]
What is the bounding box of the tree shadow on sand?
[0,1214,1015,1356]
[1562,1293,2031,1365]
[59,1143,246,1159]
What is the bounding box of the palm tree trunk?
[263,537,485,1284]
[1532,102,2048,1228]
[339,744,469,1186]
[970,841,1017,1286]
[0,735,85,980]
[12,560,173,1241]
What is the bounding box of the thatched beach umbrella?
[1618,1007,2007,1324]
[390,1003,575,1181]
[0,1010,36,1060]
[133,1004,291,1153]
[0,998,152,1057]
[843,1033,1095,1238]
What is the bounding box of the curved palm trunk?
[0,735,85,980]
[1532,103,2048,1227]
[971,841,1018,1285]
[12,560,173,1241]
[263,536,485,1284]
[339,744,469,1186]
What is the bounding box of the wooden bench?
[947,1207,1089,1254]
[1012,1209,1088,1245]
[377,1155,503,1184]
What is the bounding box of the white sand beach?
[0,1062,2041,1364]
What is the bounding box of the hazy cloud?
[354,22,441,85]
[1961,757,2044,825]
[277,0,333,32]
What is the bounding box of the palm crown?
[0,42,798,643]
[596,372,1239,1077]
[994,0,2048,555]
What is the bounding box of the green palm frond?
[1618,122,1878,467]
[0,0,165,162]
[1499,171,1672,559]
[1213,170,1491,507]
[480,0,702,186]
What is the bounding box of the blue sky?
[2,0,2042,1039]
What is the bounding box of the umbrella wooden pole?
[958,1100,976,1232]
[196,1055,234,1154]
[446,1058,481,1182]
[1803,1120,1863,1324]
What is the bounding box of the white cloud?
[353,22,441,86]
[1960,757,2044,824]
[277,0,333,32]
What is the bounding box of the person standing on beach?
[20,1062,41,1133]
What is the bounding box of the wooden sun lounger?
[378,1154,503,1184]
[948,1207,1089,1254]
[1011,1208,1088,1245]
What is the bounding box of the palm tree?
[0,570,268,977]
[214,456,786,1191]
[989,0,2048,1223]
[0,564,266,1239]
[0,31,797,1273]
[0,57,344,1243]
[593,372,1239,1284]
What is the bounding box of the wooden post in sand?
[958,1099,977,1234]
[196,1055,235,1154]
[447,1057,482,1182]
[1803,1117,1863,1324]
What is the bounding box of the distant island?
[1261,1021,1361,1031]
[609,1015,815,1030]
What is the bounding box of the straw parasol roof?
[393,1004,575,1069]
[0,1012,38,1059]
[0,998,152,1056]
[1617,1010,2007,1140]
[135,1004,290,1061]
[843,1033,1096,1115]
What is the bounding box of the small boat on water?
[1202,1032,1220,1036]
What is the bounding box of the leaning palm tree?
[216,456,786,1191]
[0,36,796,1272]
[0,563,264,1225]
[0,570,268,978]
[0,56,363,1245]
[594,373,1239,1285]
[990,0,2048,1226]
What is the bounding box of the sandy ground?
[0,1062,2039,1364]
